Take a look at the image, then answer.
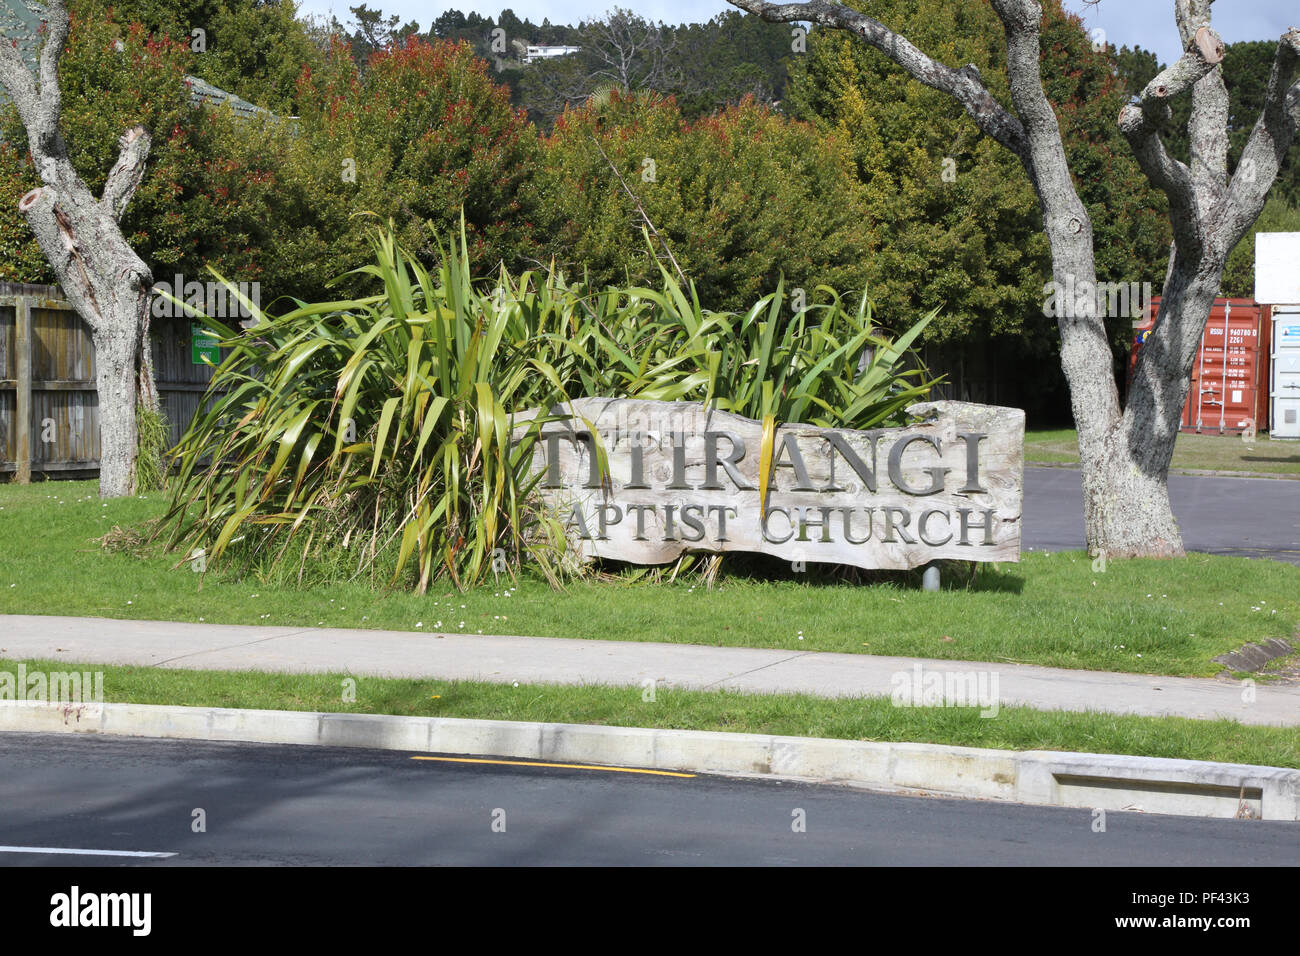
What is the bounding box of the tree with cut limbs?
[727,0,1300,558]
[521,8,685,124]
[0,0,155,497]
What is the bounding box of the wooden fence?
[0,283,227,479]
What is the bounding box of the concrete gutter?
[3,701,1295,821]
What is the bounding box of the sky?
[298,0,1298,67]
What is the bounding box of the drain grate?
[1212,638,1294,673]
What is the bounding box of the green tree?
[195,0,325,114]
[668,11,796,121]
[284,36,541,294]
[537,92,874,312]
[783,0,1169,361]
[73,0,323,114]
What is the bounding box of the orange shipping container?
[1129,297,1270,435]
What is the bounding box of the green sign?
[191,324,221,365]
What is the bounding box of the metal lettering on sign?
[518,399,1024,571]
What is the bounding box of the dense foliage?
[783,0,1170,361]
[537,91,873,312]
[279,35,542,298]
[75,0,325,115]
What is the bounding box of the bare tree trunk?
[726,0,1300,558]
[0,1,154,498]
[1091,261,1222,557]
[93,327,141,496]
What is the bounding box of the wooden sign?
[520,399,1024,571]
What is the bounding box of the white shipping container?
[1255,232,1300,305]
[1273,307,1300,439]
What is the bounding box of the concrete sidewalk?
[1,614,1297,727]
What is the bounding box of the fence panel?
[0,300,14,467]
[0,283,229,478]
[29,300,98,471]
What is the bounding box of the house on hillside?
[524,45,581,64]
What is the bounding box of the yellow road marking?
[410,756,694,778]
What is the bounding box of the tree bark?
[0,1,154,497]
[726,0,1300,558]
[93,328,142,497]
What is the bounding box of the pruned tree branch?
[1174,2,1230,194]
[37,0,66,134]
[1118,105,1201,252]
[18,184,104,330]
[0,0,69,177]
[1130,30,1223,125]
[723,0,1029,159]
[1223,26,1300,241]
[1114,15,1223,228]
[1117,4,1236,284]
[101,125,151,221]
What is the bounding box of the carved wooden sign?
[519,398,1023,570]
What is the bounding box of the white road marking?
[0,845,176,858]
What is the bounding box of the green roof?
[182,74,270,120]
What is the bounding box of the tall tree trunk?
[18,172,153,498]
[1091,260,1223,557]
[93,328,140,497]
[90,281,154,497]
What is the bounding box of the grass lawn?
[1,480,1297,678]
[1026,428,1300,476]
[4,655,1295,769]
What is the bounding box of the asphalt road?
[1023,467,1300,564]
[0,733,1295,866]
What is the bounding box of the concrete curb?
[1027,460,1300,481]
[2,701,1296,821]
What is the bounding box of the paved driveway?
[1023,467,1300,564]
